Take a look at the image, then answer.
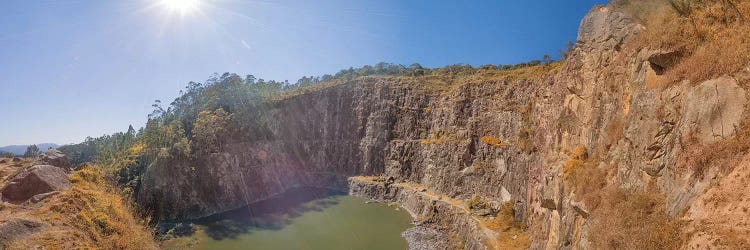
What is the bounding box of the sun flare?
[160,0,200,14]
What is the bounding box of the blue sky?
[0,0,605,146]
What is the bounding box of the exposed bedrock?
[349,177,488,250]
[136,4,749,249]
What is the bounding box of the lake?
[173,188,414,250]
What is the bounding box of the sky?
[0,0,606,146]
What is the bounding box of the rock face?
[680,77,747,143]
[402,227,450,250]
[0,218,47,244]
[1,165,70,202]
[38,149,72,170]
[137,72,546,220]
[134,4,749,249]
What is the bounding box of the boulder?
[1,165,70,202]
[11,158,21,162]
[38,149,71,170]
[29,191,60,204]
[0,218,47,244]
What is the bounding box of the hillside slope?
[0,156,158,249]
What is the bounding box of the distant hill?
[0,143,60,156]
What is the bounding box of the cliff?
[136,2,750,249]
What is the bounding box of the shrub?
[481,136,509,148]
[563,146,588,177]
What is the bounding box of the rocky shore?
[349,176,527,250]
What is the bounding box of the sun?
[160,0,200,14]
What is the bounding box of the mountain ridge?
[0,143,60,155]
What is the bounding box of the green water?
[191,191,413,250]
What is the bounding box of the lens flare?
[160,0,199,14]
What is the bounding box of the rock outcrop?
[349,177,490,250]
[1,165,70,202]
[37,149,72,170]
[0,218,47,244]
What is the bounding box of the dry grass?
[480,136,509,148]
[563,146,588,178]
[420,129,464,146]
[562,145,610,200]
[13,164,158,250]
[589,184,685,250]
[398,62,560,95]
[679,122,750,178]
[559,145,682,249]
[560,146,684,250]
[620,0,750,88]
[517,101,536,154]
[479,202,530,250]
[604,116,624,149]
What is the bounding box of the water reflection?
[195,188,344,240]
[162,188,414,250]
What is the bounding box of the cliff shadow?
[194,187,345,240]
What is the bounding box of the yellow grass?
[14,164,158,249]
[480,136,510,148]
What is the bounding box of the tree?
[127,125,136,137]
[24,145,41,157]
[149,100,166,119]
[193,109,233,155]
